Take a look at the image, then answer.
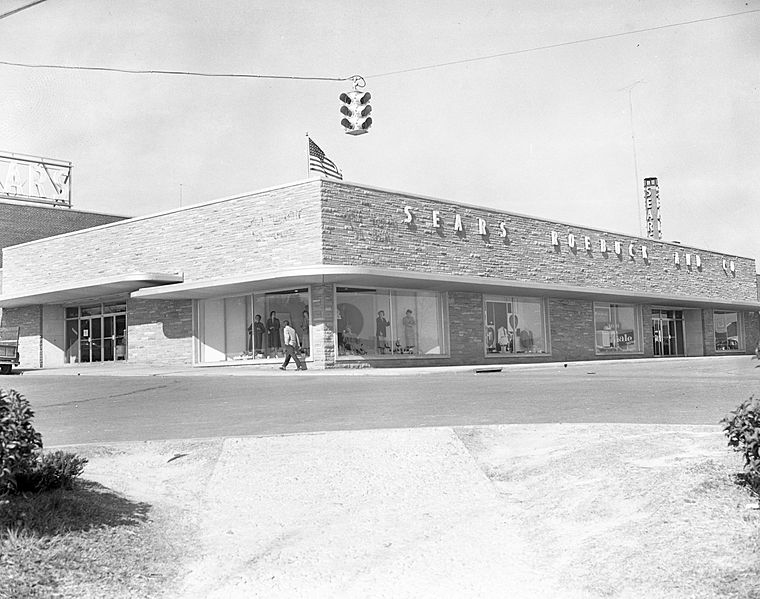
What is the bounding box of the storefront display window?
[594,303,642,354]
[197,288,310,363]
[714,311,741,351]
[484,296,547,355]
[335,287,447,358]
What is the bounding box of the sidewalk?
[14,354,751,378]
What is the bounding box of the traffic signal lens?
[339,89,372,135]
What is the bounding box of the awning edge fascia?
[128,265,760,311]
[0,272,184,308]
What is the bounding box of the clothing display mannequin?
[266,311,281,356]
[402,309,416,351]
[376,310,390,354]
[300,310,310,355]
[249,314,265,357]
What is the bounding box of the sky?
[1,0,759,263]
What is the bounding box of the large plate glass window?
[335,287,447,358]
[713,310,742,351]
[594,303,642,354]
[484,296,548,355]
[196,288,310,364]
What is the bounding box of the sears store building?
[1,178,758,370]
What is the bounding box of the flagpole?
[305,132,310,178]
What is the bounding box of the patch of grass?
[456,424,760,598]
[0,480,185,599]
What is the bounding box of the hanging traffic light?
[339,90,372,135]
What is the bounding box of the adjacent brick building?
[0,179,757,370]
[0,201,125,267]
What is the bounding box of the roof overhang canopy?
[0,272,184,308]
[130,265,760,311]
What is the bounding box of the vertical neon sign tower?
[643,177,662,239]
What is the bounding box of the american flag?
[308,138,343,180]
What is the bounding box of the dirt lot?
[72,423,760,598]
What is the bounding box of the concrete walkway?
[177,428,567,598]
[76,423,756,599]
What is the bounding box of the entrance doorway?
[651,309,684,356]
[65,303,127,364]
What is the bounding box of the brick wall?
[320,181,757,304]
[447,292,484,363]
[308,284,333,369]
[546,299,596,362]
[1,305,42,369]
[127,298,193,365]
[641,305,655,357]
[702,310,715,356]
[1,181,323,294]
[745,311,760,353]
[0,202,125,267]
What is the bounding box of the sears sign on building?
[0,152,71,207]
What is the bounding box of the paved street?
[5,355,760,597]
[4,356,759,446]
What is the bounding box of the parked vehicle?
[0,326,20,374]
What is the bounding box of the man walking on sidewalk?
[280,320,306,371]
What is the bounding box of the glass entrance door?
[66,302,128,364]
[79,315,123,362]
[80,317,103,362]
[652,309,684,356]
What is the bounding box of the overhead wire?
[0,8,757,81]
[368,8,760,78]
[0,60,350,82]
[0,0,48,21]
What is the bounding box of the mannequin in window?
[376,310,390,354]
[343,323,365,354]
[248,314,265,358]
[336,307,345,355]
[497,325,509,353]
[486,322,496,352]
[402,309,416,351]
[300,310,310,355]
[519,328,534,352]
[267,311,281,357]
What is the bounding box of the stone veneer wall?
[0,202,125,267]
[308,284,333,369]
[2,305,42,369]
[641,306,655,357]
[446,292,485,363]
[127,299,193,365]
[1,180,323,295]
[320,181,757,304]
[545,299,596,362]
[745,312,760,354]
